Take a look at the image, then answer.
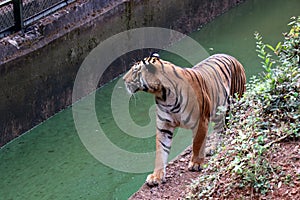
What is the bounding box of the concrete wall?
[0,0,245,146]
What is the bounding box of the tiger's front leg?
[146,127,174,186]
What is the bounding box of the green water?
[1,0,299,199]
[189,0,300,78]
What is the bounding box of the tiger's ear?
[150,52,160,58]
[144,64,157,74]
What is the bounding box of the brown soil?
[129,146,201,200]
[129,141,300,200]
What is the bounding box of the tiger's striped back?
[186,54,246,132]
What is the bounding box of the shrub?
[187,16,300,199]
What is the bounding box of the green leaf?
[265,44,275,51]
[275,42,282,51]
[288,21,296,26]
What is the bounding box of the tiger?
[123,53,246,186]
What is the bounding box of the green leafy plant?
[187,16,300,199]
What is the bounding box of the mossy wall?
[0,0,245,146]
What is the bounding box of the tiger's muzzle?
[124,82,140,94]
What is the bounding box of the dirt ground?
[129,141,300,200]
[129,146,203,200]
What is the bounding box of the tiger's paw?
[146,171,166,186]
[188,161,203,172]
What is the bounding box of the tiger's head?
[123,53,163,95]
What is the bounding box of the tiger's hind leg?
[188,118,208,171]
[205,107,228,156]
[205,122,223,156]
[205,130,219,156]
[205,130,225,156]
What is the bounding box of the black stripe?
[170,89,183,113]
[158,128,173,136]
[170,104,181,113]
[192,70,202,88]
[155,99,173,107]
[172,65,183,80]
[162,148,170,154]
[189,70,206,115]
[156,103,169,113]
[157,114,171,123]
[183,106,194,124]
[184,69,195,81]
[159,140,171,150]
[214,57,231,78]
[205,63,229,102]
[205,63,223,81]
[159,60,165,73]
[142,84,149,92]
[223,56,237,74]
[161,86,167,101]
[181,94,189,113]
[212,60,230,83]
[221,55,233,65]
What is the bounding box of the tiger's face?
[123,57,162,95]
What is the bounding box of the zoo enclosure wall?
[0,0,246,147]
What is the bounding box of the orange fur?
[123,54,246,185]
